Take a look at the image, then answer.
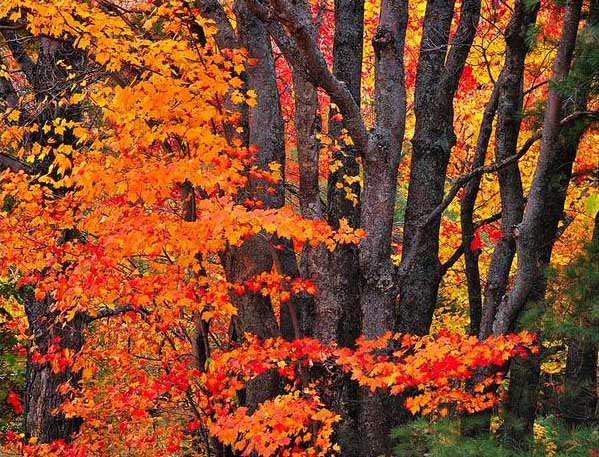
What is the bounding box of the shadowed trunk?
[492,0,584,447]
[461,85,499,337]
[479,0,538,341]
[23,293,84,443]
[399,0,481,335]
[462,2,539,437]
[7,37,89,443]
[222,0,285,410]
[562,338,598,425]
[323,0,364,348]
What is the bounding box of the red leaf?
[485,225,502,244]
[7,390,23,415]
[470,230,483,252]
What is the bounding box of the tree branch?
[397,109,599,283]
[244,0,370,153]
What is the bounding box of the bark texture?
[492,0,583,336]
[358,3,408,454]
[479,0,539,340]
[491,0,584,447]
[220,1,285,410]
[23,294,84,443]
[400,0,481,335]
[9,37,88,443]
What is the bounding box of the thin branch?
[0,153,30,173]
[397,110,599,282]
[245,0,370,153]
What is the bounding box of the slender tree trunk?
[399,0,481,335]
[491,0,584,447]
[458,86,499,438]
[479,0,538,341]
[461,85,499,337]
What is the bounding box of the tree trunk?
[491,0,584,447]
[563,337,598,425]
[500,351,541,451]
[399,0,481,335]
[479,0,538,340]
[322,0,364,348]
[358,3,408,454]
[22,294,84,443]
[222,1,286,410]
[460,85,499,337]
[7,37,89,443]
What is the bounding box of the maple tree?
[0,0,598,456]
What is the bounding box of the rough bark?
[493,0,583,336]
[22,293,84,443]
[323,0,363,350]
[500,351,541,450]
[218,1,285,410]
[245,0,369,154]
[9,37,88,443]
[194,0,238,50]
[292,72,322,340]
[327,0,363,230]
[479,0,539,340]
[222,236,281,410]
[291,10,363,454]
[490,0,584,447]
[357,2,408,456]
[399,0,481,335]
[234,0,285,208]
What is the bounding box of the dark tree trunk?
[559,2,599,425]
[492,0,583,336]
[491,0,584,447]
[320,0,364,348]
[458,87,499,439]
[291,7,364,452]
[479,0,538,341]
[500,352,541,450]
[7,37,89,443]
[399,0,481,336]
[460,85,499,337]
[221,1,286,410]
[562,338,598,425]
[357,2,408,455]
[22,294,84,443]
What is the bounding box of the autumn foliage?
[0,0,597,455]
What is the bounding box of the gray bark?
[399,0,481,335]
[493,0,584,336]
[479,0,539,340]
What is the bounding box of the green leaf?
[585,194,599,216]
